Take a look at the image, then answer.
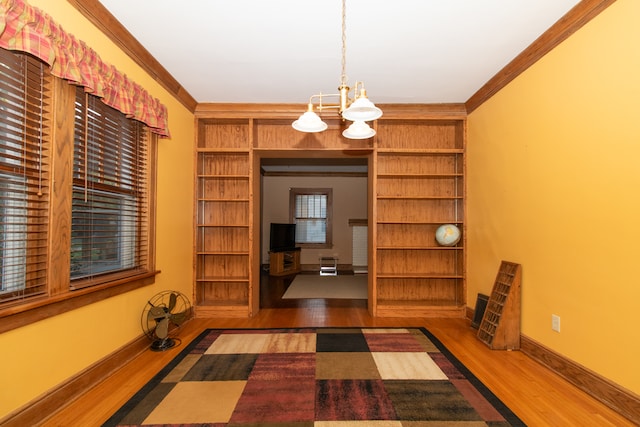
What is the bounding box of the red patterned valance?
[0,0,170,137]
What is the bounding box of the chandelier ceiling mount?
[291,0,382,140]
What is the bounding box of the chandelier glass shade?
[341,90,383,122]
[292,104,328,133]
[292,0,382,139]
[342,120,376,139]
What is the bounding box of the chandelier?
[292,0,382,139]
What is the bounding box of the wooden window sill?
[0,270,160,334]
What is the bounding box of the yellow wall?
[0,0,195,418]
[467,0,640,394]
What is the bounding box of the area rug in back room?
[282,274,368,299]
[104,327,526,426]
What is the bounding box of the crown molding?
[67,0,198,112]
[465,0,617,113]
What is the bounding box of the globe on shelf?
[435,224,461,247]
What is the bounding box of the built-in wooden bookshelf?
[194,105,466,318]
[374,119,466,317]
[195,119,252,317]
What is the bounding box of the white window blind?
[294,193,327,244]
[289,188,332,248]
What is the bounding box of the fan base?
[150,338,177,352]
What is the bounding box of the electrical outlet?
[551,314,561,332]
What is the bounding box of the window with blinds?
[289,188,333,248]
[0,50,51,304]
[71,87,149,286]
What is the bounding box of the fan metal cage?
[141,290,191,351]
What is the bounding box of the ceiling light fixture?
[292,0,382,139]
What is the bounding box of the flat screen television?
[269,223,296,252]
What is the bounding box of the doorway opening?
[256,153,371,309]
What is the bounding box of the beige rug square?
[371,352,448,380]
[204,333,271,354]
[143,380,245,424]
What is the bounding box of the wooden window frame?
[0,51,158,334]
[289,188,333,249]
[70,87,152,288]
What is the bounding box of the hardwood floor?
[41,273,634,426]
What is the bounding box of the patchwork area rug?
[104,327,525,426]
[282,274,368,299]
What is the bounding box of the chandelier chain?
[341,0,347,87]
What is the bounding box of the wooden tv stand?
[269,248,301,276]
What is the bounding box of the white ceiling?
[99,0,581,105]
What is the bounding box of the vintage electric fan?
[141,290,191,351]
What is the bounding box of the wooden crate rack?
[477,261,522,350]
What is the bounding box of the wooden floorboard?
[40,273,634,426]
